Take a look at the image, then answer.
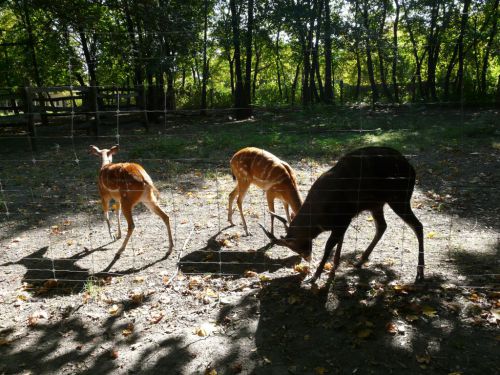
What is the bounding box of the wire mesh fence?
[1,80,498,301]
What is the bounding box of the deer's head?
[89,145,119,167]
[259,212,313,261]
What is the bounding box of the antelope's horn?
[259,223,278,243]
[269,211,289,230]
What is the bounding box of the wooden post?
[23,83,37,151]
[90,81,100,136]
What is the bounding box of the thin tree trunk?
[323,0,334,103]
[376,0,393,101]
[201,0,209,114]
[229,0,246,118]
[252,41,261,101]
[291,62,301,106]
[275,25,283,99]
[313,0,324,102]
[443,43,458,100]
[456,0,472,100]
[362,1,379,104]
[244,0,254,117]
[392,0,400,102]
[480,0,498,95]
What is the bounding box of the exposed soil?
[0,110,499,375]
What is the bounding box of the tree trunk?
[252,41,261,101]
[392,0,400,102]
[443,43,458,100]
[313,0,324,102]
[275,25,283,100]
[229,0,246,119]
[323,0,334,103]
[291,62,301,106]
[376,0,393,101]
[362,1,379,104]
[480,0,498,95]
[456,0,472,100]
[244,0,254,117]
[402,0,425,100]
[201,0,209,114]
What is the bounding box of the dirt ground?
[0,110,499,375]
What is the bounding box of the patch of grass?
[82,276,101,298]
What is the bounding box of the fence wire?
[0,76,499,301]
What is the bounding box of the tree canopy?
[1,0,499,115]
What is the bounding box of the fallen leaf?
[129,290,144,304]
[244,270,258,278]
[315,367,327,375]
[150,312,164,324]
[405,315,419,322]
[366,215,374,222]
[422,305,437,318]
[323,262,333,271]
[108,304,120,315]
[415,353,431,364]
[110,348,119,360]
[386,322,398,335]
[43,279,58,289]
[205,369,217,375]
[205,288,218,298]
[294,264,310,274]
[133,276,145,283]
[259,275,271,282]
[490,308,500,322]
[194,327,207,337]
[122,323,134,337]
[426,231,437,239]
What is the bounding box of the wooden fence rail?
[0,85,154,148]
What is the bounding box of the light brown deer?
[228,147,302,236]
[90,145,174,254]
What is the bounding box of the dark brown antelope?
[260,146,424,283]
[90,145,174,254]
[229,147,303,236]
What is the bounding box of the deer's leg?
[115,201,122,239]
[283,202,291,223]
[356,206,387,267]
[308,229,347,284]
[236,181,251,235]
[101,198,114,240]
[389,201,425,282]
[228,186,238,225]
[117,201,134,254]
[332,234,344,270]
[266,191,276,235]
[144,199,174,253]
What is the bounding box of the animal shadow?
[179,227,300,276]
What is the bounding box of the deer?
[228,147,303,236]
[260,146,425,283]
[89,145,174,255]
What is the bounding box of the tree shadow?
[212,261,498,374]
[0,242,174,297]
[179,228,300,276]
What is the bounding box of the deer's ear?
[89,145,100,155]
[109,145,120,155]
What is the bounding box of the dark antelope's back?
[278,146,424,283]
